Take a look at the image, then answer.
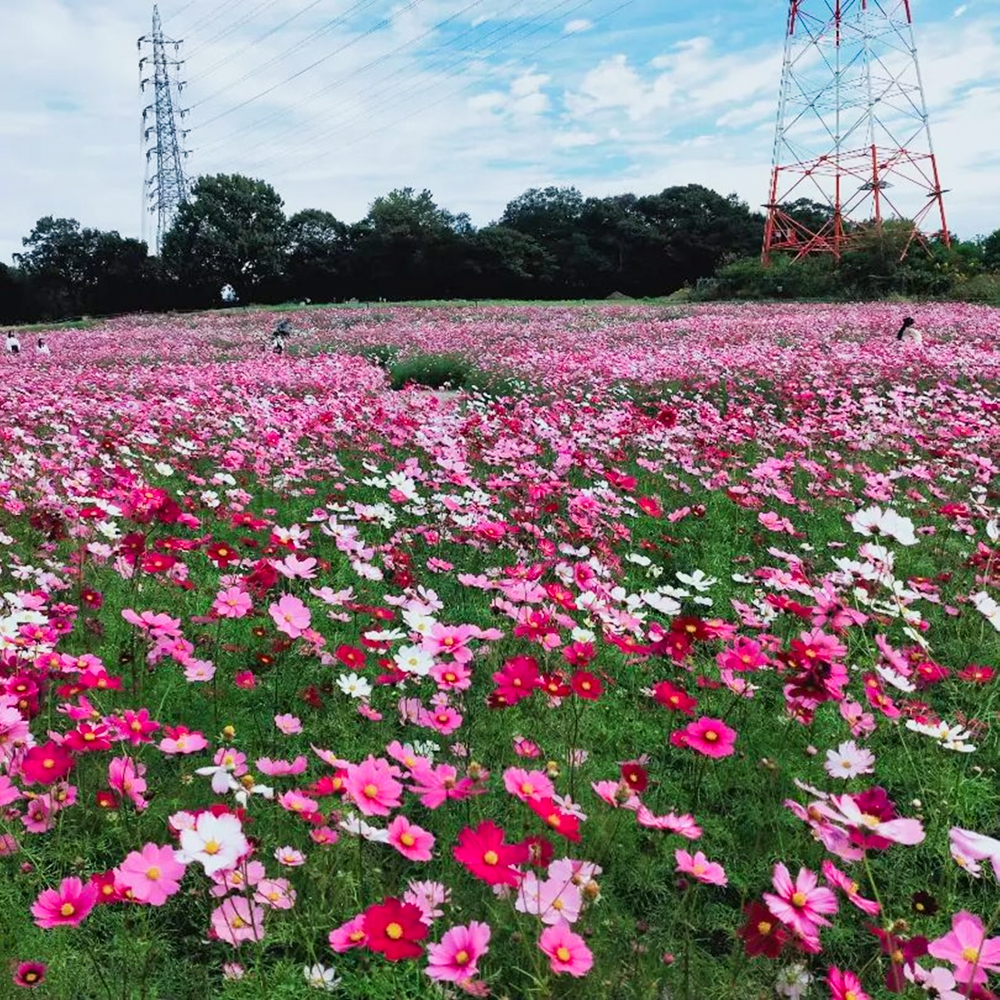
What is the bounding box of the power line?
[183,0,283,63]
[267,0,636,183]
[191,0,388,116]
[193,0,494,156]
[175,0,246,40]
[186,0,329,84]
[162,0,198,24]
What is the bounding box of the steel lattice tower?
[139,5,190,254]
[762,0,950,263]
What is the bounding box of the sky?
[0,0,997,265]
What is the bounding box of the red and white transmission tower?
[762,0,950,263]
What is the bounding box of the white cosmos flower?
[364,627,407,642]
[987,519,999,543]
[339,815,390,842]
[971,592,1000,632]
[849,506,918,546]
[176,812,249,875]
[641,591,681,615]
[875,663,916,693]
[402,609,437,636]
[304,964,342,992]
[626,553,652,567]
[337,673,372,699]
[675,569,718,591]
[394,644,434,677]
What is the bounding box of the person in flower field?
[5,331,20,355]
[896,316,924,346]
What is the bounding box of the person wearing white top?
[5,333,20,355]
[36,337,50,355]
[896,317,924,346]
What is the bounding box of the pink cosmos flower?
[674,717,737,758]
[211,897,266,946]
[426,921,491,983]
[329,914,368,952]
[404,880,451,924]
[503,767,555,803]
[213,586,252,619]
[538,924,594,977]
[344,756,403,816]
[418,704,464,736]
[827,966,870,1000]
[277,790,319,816]
[107,755,148,810]
[31,876,98,929]
[423,623,475,663]
[256,756,308,776]
[269,594,311,638]
[274,713,302,736]
[254,878,296,910]
[635,806,702,839]
[274,846,307,867]
[387,815,436,862]
[675,849,727,886]
[158,727,208,755]
[949,827,1000,880]
[763,863,838,940]
[115,842,187,906]
[409,763,474,809]
[928,910,1000,987]
[821,861,880,916]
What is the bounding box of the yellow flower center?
[483,850,499,866]
[455,949,469,965]
[963,946,980,963]
[386,922,404,940]
[791,892,807,907]
[400,833,415,847]
[363,783,379,799]
[83,733,96,742]
[704,731,718,742]
[552,898,564,910]
[42,758,55,769]
[60,903,75,917]
[231,917,245,929]
[349,930,364,942]
[521,782,534,795]
[203,840,221,856]
[556,946,572,962]
[146,867,160,881]
[757,920,772,935]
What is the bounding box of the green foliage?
[386,352,472,390]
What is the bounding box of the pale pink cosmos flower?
[675,849,727,886]
[422,623,475,663]
[426,921,491,983]
[269,594,311,638]
[274,713,302,736]
[158,729,208,755]
[115,842,187,907]
[210,860,266,897]
[277,790,318,816]
[635,806,702,839]
[538,924,593,977]
[949,828,1000,880]
[107,755,148,810]
[404,880,451,924]
[254,877,296,910]
[387,814,435,862]
[823,741,876,779]
[256,756,308,776]
[763,863,838,939]
[903,962,965,1000]
[31,876,98,929]
[815,793,925,846]
[516,873,583,925]
[344,756,403,816]
[274,846,306,867]
[820,860,880,916]
[213,587,252,619]
[927,910,1000,987]
[211,897,266,946]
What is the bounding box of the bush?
[701,255,839,300]
[951,271,1000,303]
[387,353,471,390]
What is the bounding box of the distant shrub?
[952,272,1000,303]
[388,353,470,390]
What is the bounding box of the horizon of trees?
[2,173,1000,324]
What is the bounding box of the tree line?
[2,173,999,323]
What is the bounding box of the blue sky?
[1,0,997,264]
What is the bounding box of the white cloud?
[564,19,593,35]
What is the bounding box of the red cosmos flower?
[671,616,710,642]
[562,641,594,668]
[95,790,118,810]
[867,925,929,991]
[362,898,428,961]
[13,962,47,989]
[620,762,648,793]
[205,541,239,568]
[80,589,104,610]
[79,671,122,692]
[492,656,539,706]
[141,552,176,574]
[453,821,528,886]
[959,664,994,684]
[243,559,278,597]
[527,797,582,842]
[738,901,788,958]
[539,672,571,699]
[336,645,366,669]
[19,742,74,785]
[571,671,603,700]
[637,496,663,518]
[523,835,554,869]
[651,681,698,716]
[90,870,123,904]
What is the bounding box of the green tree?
[979,228,1000,271]
[161,174,287,305]
[285,209,352,303]
[465,226,556,298]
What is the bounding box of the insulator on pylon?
[762,0,950,264]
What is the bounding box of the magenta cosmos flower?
[538,924,593,977]
[762,863,838,940]
[31,876,98,929]
[387,815,435,862]
[115,842,187,906]
[675,717,737,758]
[425,920,492,983]
[928,910,1000,987]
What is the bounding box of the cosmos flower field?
[1,301,999,999]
